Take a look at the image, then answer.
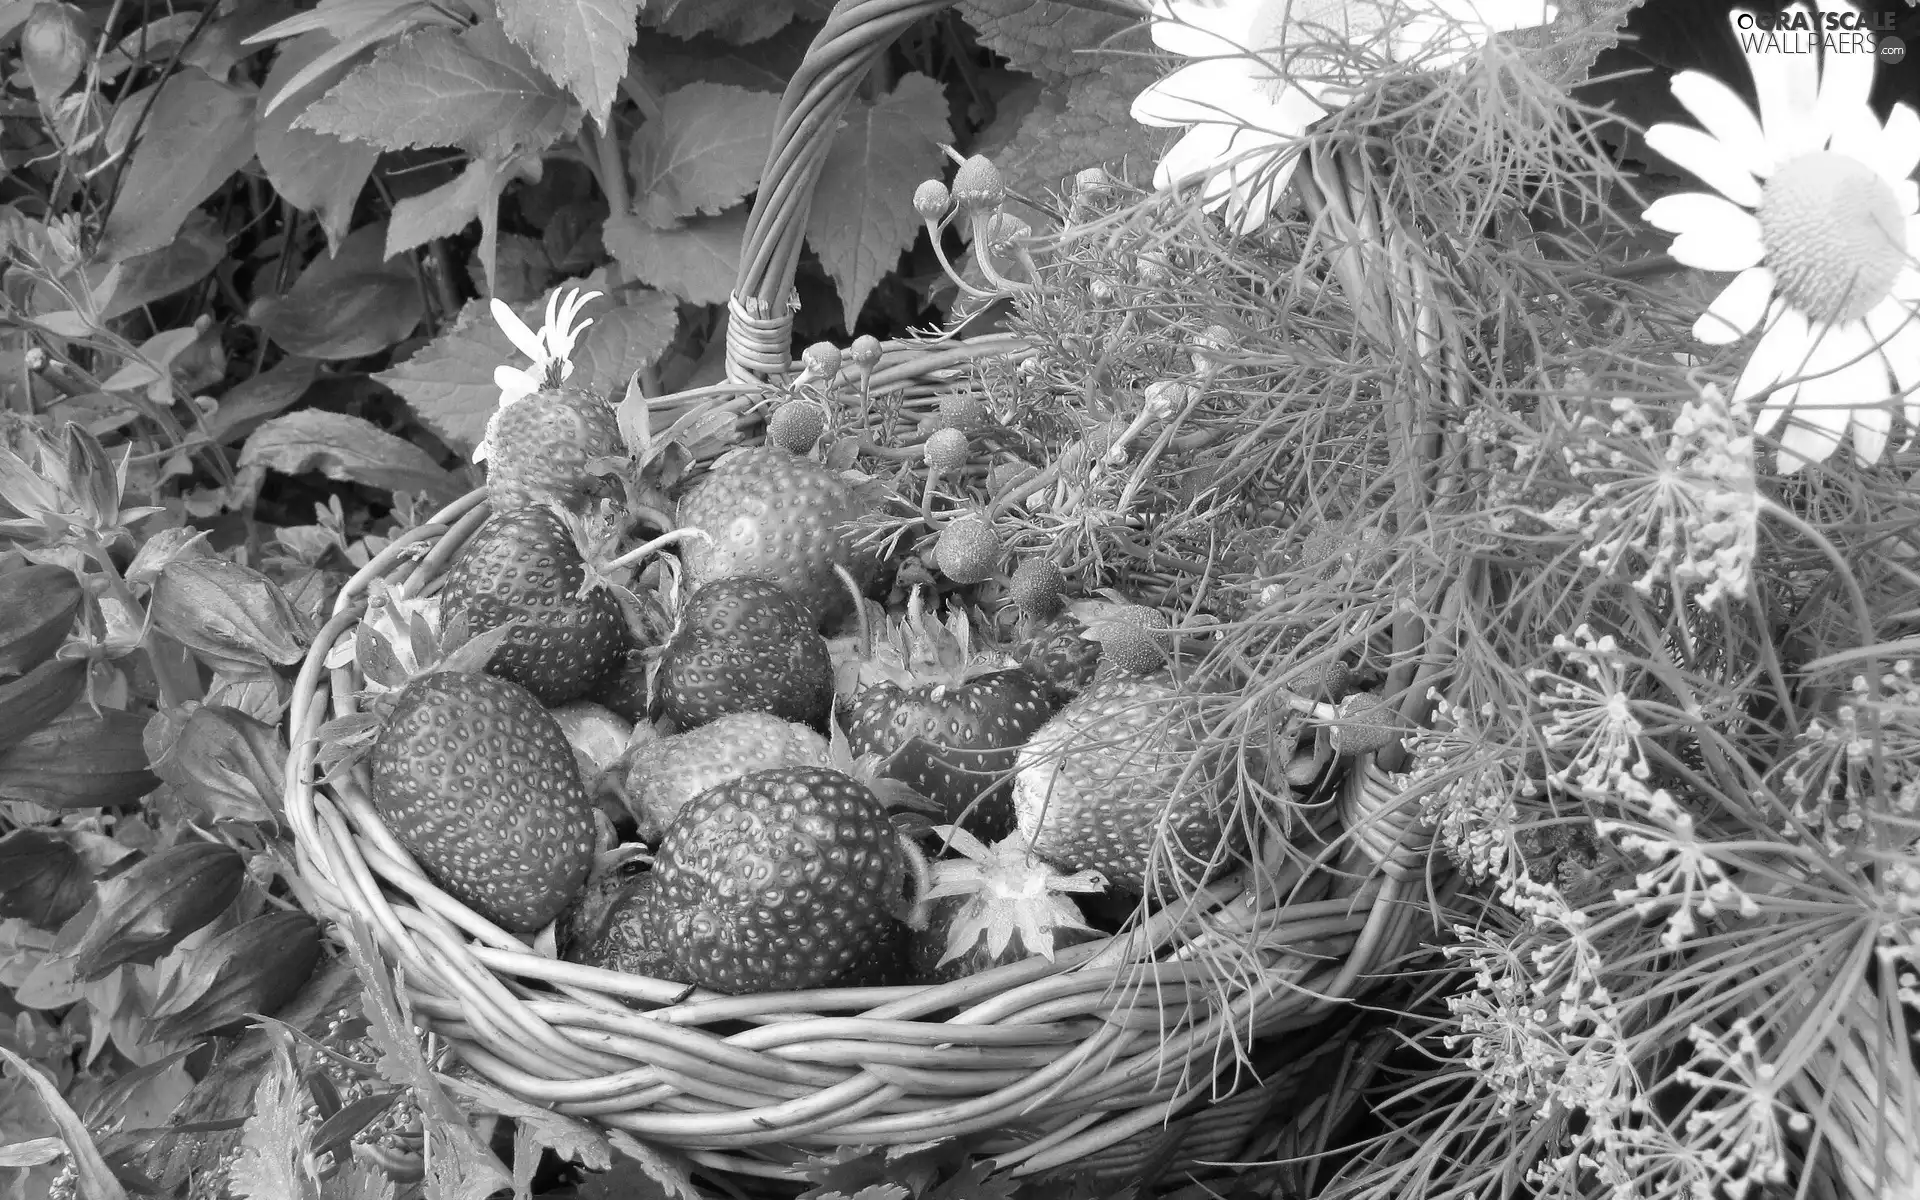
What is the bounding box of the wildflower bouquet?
[936,0,1920,1195]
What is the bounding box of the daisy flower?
[475,287,600,463]
[1130,0,1558,233]
[1642,2,1920,472]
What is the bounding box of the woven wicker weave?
[282,0,1463,1185]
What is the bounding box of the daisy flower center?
[1757,151,1905,326]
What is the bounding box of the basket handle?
[725,0,956,382]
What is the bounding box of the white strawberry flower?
[474,287,602,463]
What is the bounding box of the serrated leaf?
[300,21,577,158]
[990,60,1168,215]
[604,1129,702,1200]
[628,83,782,227]
[385,154,501,259]
[805,73,951,326]
[641,0,814,43]
[498,0,639,129]
[257,31,381,254]
[376,283,668,453]
[248,221,425,360]
[225,1037,317,1200]
[955,0,1146,82]
[439,1073,611,1200]
[97,70,257,263]
[238,410,463,503]
[630,21,812,93]
[603,209,743,305]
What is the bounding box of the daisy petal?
[1694,266,1776,344]
[1669,229,1765,273]
[1147,0,1258,58]
[1739,301,1809,418]
[1154,122,1240,190]
[1644,124,1763,209]
[1867,298,1920,392]
[1132,59,1266,127]
[494,365,539,407]
[491,298,545,363]
[1644,191,1761,237]
[1851,395,1892,465]
[1790,322,1887,466]
[1882,103,1920,186]
[1742,15,1820,161]
[1775,405,1844,473]
[1814,32,1875,145]
[1669,71,1773,178]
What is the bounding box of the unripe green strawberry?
[847,335,883,371]
[913,180,951,221]
[675,446,875,629]
[934,514,1001,584]
[1327,690,1403,756]
[937,394,986,432]
[437,506,624,707]
[1008,558,1065,621]
[1011,675,1231,895]
[923,427,969,477]
[622,711,829,842]
[951,155,1005,211]
[767,400,826,454]
[800,342,841,381]
[483,388,622,512]
[369,671,596,932]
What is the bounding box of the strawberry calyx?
[924,825,1105,966]
[847,586,1018,696]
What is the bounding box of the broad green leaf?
[375,284,672,453]
[256,31,381,254]
[97,212,226,320]
[630,22,811,94]
[805,73,951,325]
[0,1046,129,1200]
[248,221,424,360]
[628,83,781,228]
[569,291,679,397]
[97,70,257,263]
[641,0,820,43]
[299,21,578,159]
[237,410,463,504]
[983,61,1167,212]
[955,0,1147,82]
[385,155,498,259]
[603,209,743,306]
[498,0,639,130]
[205,356,320,445]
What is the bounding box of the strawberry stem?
[919,469,948,532]
[605,527,711,572]
[896,828,932,930]
[835,563,870,661]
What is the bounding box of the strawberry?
[367,671,597,932]
[478,289,623,511]
[575,870,673,977]
[620,711,830,842]
[908,826,1105,983]
[1014,616,1104,709]
[436,505,626,707]
[1086,605,1171,677]
[838,594,1049,841]
[656,577,834,732]
[622,765,909,993]
[1010,674,1234,895]
[1008,558,1065,621]
[674,446,875,629]
[766,400,827,455]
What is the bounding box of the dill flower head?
[1642,1,1920,471]
[1130,0,1558,233]
[1549,386,1760,610]
[1530,625,1648,793]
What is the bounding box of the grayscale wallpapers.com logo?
[1731,7,1910,58]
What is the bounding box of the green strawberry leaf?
[603,209,744,305]
[385,151,534,294]
[97,70,257,263]
[986,60,1167,213]
[438,1072,616,1200]
[569,291,680,399]
[805,73,951,325]
[629,83,783,228]
[299,21,578,159]
[953,0,1146,83]
[641,0,821,43]
[237,410,464,505]
[255,32,380,254]
[604,1128,703,1200]
[248,220,425,361]
[497,0,639,129]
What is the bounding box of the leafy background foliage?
[0,0,1789,1193]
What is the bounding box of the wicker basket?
[282,0,1465,1186]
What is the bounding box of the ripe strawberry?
[621,711,829,842]
[368,671,597,932]
[839,596,1048,841]
[436,505,625,707]
[1014,616,1104,709]
[674,446,875,629]
[625,766,908,993]
[483,389,621,511]
[656,577,833,732]
[1010,674,1233,895]
[908,827,1104,984]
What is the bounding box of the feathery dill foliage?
[971,18,1918,1200]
